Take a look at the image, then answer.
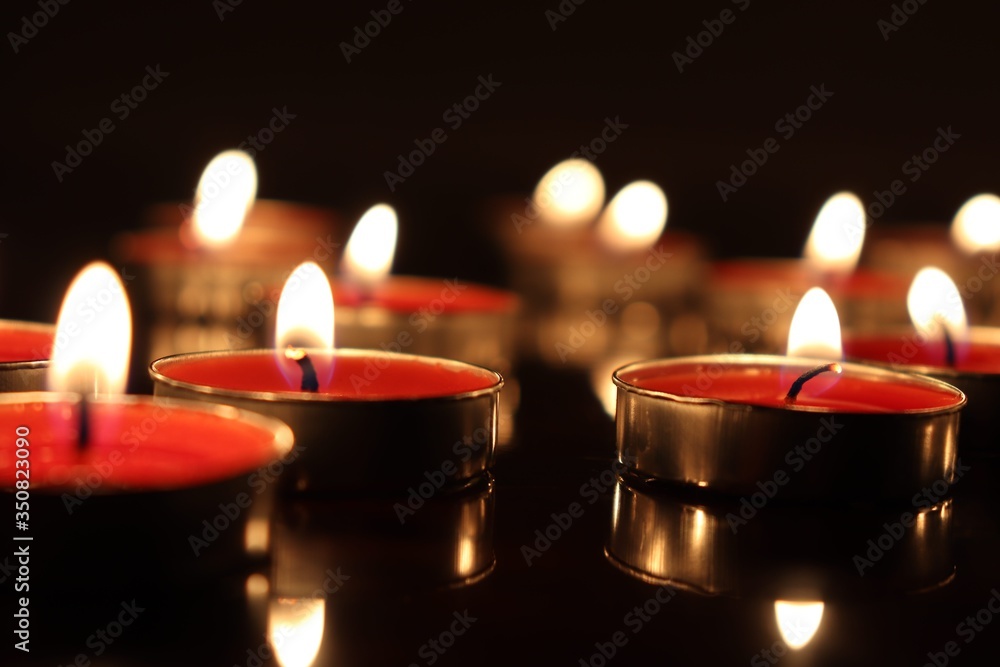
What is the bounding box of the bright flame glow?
[276,262,335,350]
[786,287,842,359]
[532,159,605,228]
[191,150,257,248]
[597,180,668,252]
[803,192,865,273]
[907,267,968,342]
[951,193,1000,255]
[343,204,398,287]
[48,262,131,396]
[268,597,325,667]
[774,600,825,650]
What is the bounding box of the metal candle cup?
[0,319,54,391]
[844,326,1000,454]
[612,355,965,501]
[0,393,294,597]
[150,349,503,495]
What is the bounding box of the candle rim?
[0,319,55,367]
[844,325,1000,379]
[150,348,505,403]
[613,354,966,415]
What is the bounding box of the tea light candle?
[151,262,503,494]
[844,267,1000,453]
[613,287,965,501]
[0,319,53,391]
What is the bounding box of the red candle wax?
[618,359,962,413]
[0,396,292,490]
[844,335,1000,374]
[0,320,54,362]
[152,349,502,400]
[333,276,517,315]
[709,259,910,300]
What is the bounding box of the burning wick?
[785,363,843,404]
[941,326,956,368]
[78,395,91,451]
[285,346,319,392]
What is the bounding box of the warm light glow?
[269,597,325,667]
[786,287,842,359]
[597,181,668,252]
[48,262,131,396]
[191,150,257,248]
[907,267,968,342]
[276,262,335,350]
[951,193,1000,255]
[343,203,397,287]
[774,600,825,650]
[532,159,605,228]
[803,192,865,273]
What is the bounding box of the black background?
[3,0,999,321]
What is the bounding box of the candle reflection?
[774,600,825,650]
[269,597,326,667]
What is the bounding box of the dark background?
[3,0,998,320]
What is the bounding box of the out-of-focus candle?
[0,319,54,391]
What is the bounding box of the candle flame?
[532,158,605,228]
[191,150,257,248]
[597,180,668,252]
[276,261,335,351]
[907,267,968,344]
[343,203,397,288]
[803,191,865,273]
[774,600,825,650]
[951,193,1000,255]
[786,287,842,359]
[268,597,325,667]
[48,262,131,396]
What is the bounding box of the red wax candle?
[612,355,964,500]
[150,349,504,494]
[333,276,517,315]
[0,320,55,392]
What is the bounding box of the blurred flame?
[597,180,668,252]
[191,150,257,248]
[343,204,397,287]
[786,287,842,359]
[48,262,131,396]
[269,597,325,667]
[532,159,605,228]
[951,193,1000,255]
[907,267,968,343]
[276,262,335,351]
[803,192,865,273]
[774,600,825,650]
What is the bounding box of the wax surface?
[154,350,501,399]
[0,323,53,362]
[845,336,1000,374]
[334,276,517,314]
[710,260,909,299]
[619,361,962,412]
[0,400,285,490]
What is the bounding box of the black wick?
[785,363,843,404]
[942,326,956,368]
[285,346,319,392]
[78,395,90,451]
